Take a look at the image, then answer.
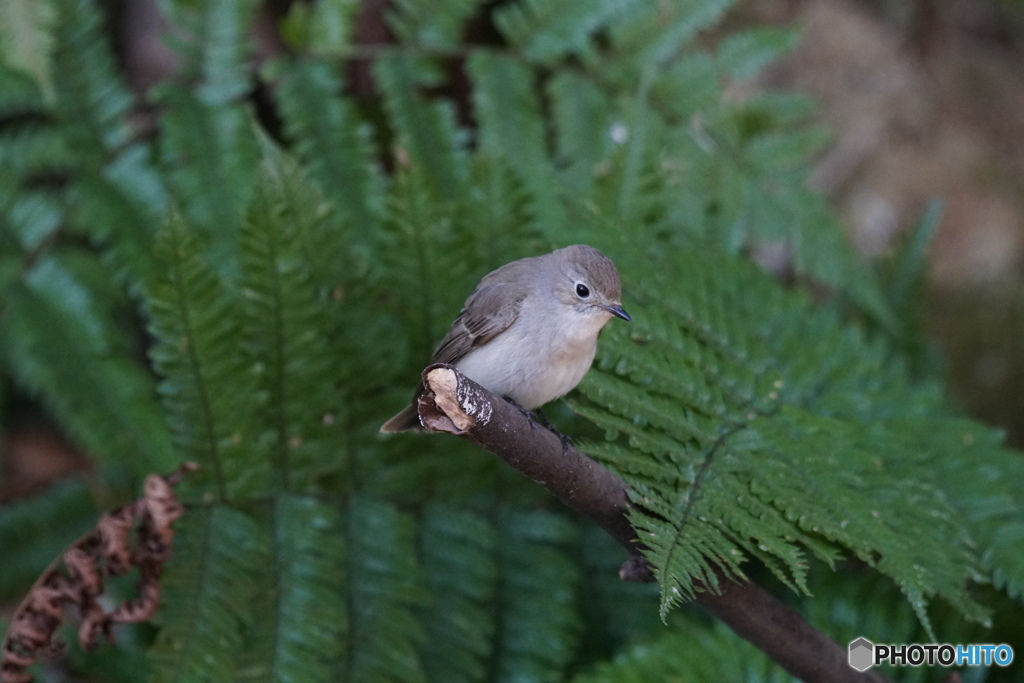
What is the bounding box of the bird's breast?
[454,315,600,410]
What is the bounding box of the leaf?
[239,148,348,490]
[492,509,581,682]
[237,495,348,682]
[149,505,268,683]
[274,61,384,255]
[345,496,428,682]
[569,248,990,629]
[416,505,497,683]
[146,213,265,501]
[2,254,175,471]
[0,0,56,100]
[467,52,567,241]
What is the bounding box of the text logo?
[849,638,1014,670]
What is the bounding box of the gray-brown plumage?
[380,244,630,433]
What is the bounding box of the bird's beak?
[604,304,631,322]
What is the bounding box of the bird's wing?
[432,281,525,365]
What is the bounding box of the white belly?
[455,318,600,409]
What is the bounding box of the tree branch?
[418,363,888,683]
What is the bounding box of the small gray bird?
[380,244,631,433]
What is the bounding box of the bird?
[380,244,630,433]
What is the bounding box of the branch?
[417,364,888,683]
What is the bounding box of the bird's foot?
[502,396,540,431]
[502,398,574,456]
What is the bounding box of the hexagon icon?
[848,637,875,672]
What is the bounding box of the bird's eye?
[575,283,591,298]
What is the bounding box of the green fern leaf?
[346,495,428,682]
[274,61,385,251]
[157,87,258,264]
[160,0,258,104]
[417,505,497,683]
[374,51,469,200]
[0,0,56,101]
[0,478,97,600]
[572,613,789,683]
[492,509,581,682]
[569,248,988,630]
[609,0,737,69]
[387,0,480,48]
[49,0,133,154]
[2,253,175,471]
[149,505,268,683]
[239,149,347,491]
[716,27,801,80]
[236,494,348,682]
[494,0,643,64]
[467,52,567,241]
[145,214,265,501]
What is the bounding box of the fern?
[572,613,790,683]
[149,505,268,682]
[145,214,264,500]
[467,52,568,241]
[274,61,385,254]
[1,253,175,470]
[387,0,481,49]
[237,494,348,682]
[494,0,643,64]
[0,478,97,600]
[374,51,469,201]
[491,509,582,682]
[416,505,497,683]
[345,496,429,682]
[0,0,56,101]
[239,150,347,491]
[569,247,992,633]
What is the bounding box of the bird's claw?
[503,398,574,455]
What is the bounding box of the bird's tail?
[379,404,422,433]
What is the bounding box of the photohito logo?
[848,638,1014,671]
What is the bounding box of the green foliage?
[239,494,348,682]
[2,0,1023,681]
[149,505,267,682]
[0,478,97,600]
[569,247,1005,634]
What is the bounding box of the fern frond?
[279,0,360,55]
[417,505,497,683]
[239,149,346,491]
[379,167,478,360]
[237,494,348,682]
[374,51,469,201]
[572,614,789,683]
[387,0,480,49]
[145,214,264,501]
[345,495,428,682]
[160,0,258,104]
[716,27,801,80]
[492,509,581,682]
[0,0,56,101]
[274,61,385,249]
[0,478,96,600]
[608,0,737,70]
[157,87,257,262]
[569,248,989,630]
[1,253,175,471]
[467,52,567,241]
[493,0,642,64]
[149,505,268,682]
[47,0,132,155]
